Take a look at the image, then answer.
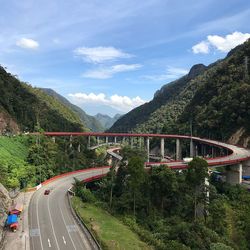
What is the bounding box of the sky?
[0,0,250,116]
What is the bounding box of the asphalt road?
[29,168,109,250]
[146,137,250,168]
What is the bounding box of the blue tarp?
[7,214,17,225]
[243,176,250,180]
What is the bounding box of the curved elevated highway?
[29,167,109,250]
[42,132,250,169]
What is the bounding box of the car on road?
[44,189,50,195]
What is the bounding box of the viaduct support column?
[88,136,91,148]
[242,160,250,177]
[190,140,195,158]
[176,139,182,160]
[106,136,108,145]
[114,136,117,144]
[160,138,165,161]
[131,137,133,148]
[226,164,242,185]
[147,137,150,162]
[97,136,99,146]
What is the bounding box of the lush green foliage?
[72,196,152,250]
[0,66,85,132]
[40,88,104,132]
[0,135,107,189]
[82,153,250,250]
[0,136,36,188]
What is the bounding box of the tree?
[127,156,146,216]
[186,157,208,220]
[150,165,178,213]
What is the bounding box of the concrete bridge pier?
[131,137,134,148]
[114,136,117,144]
[190,140,195,157]
[147,137,150,162]
[106,136,108,145]
[160,138,165,161]
[242,160,250,176]
[226,164,242,185]
[176,139,182,160]
[97,136,100,145]
[139,137,142,149]
[88,136,91,148]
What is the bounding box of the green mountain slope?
[40,88,104,132]
[0,66,85,133]
[95,113,122,130]
[108,63,207,133]
[109,39,250,147]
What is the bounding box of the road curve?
[29,167,109,250]
[146,136,250,169]
[38,132,250,169]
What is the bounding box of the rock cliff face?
[0,110,20,134]
[0,183,11,247]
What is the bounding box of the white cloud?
[207,32,250,52]
[74,46,132,63]
[68,92,146,112]
[192,41,210,54]
[16,38,39,49]
[143,66,188,81]
[192,31,250,54]
[82,64,142,79]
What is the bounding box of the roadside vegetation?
[73,148,250,250]
[72,196,152,250]
[0,134,107,190]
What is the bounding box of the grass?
[0,136,29,162]
[72,197,153,250]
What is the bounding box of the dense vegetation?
[109,39,250,147]
[72,197,152,250]
[0,135,107,190]
[95,113,122,130]
[0,66,86,133]
[40,88,104,132]
[74,149,250,250]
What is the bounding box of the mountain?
[0,66,86,133]
[109,63,207,133]
[40,88,104,132]
[109,39,250,147]
[95,113,122,130]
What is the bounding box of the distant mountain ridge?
[40,88,104,131]
[109,39,250,147]
[109,63,207,133]
[94,113,122,130]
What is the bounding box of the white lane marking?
[62,236,67,245]
[48,238,51,248]
[59,202,77,250]
[47,195,60,250]
[36,191,44,250]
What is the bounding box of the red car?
[44,190,50,195]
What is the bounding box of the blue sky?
[1,0,250,116]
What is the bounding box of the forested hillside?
[40,88,104,132]
[109,39,250,147]
[0,67,86,133]
[95,113,122,130]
